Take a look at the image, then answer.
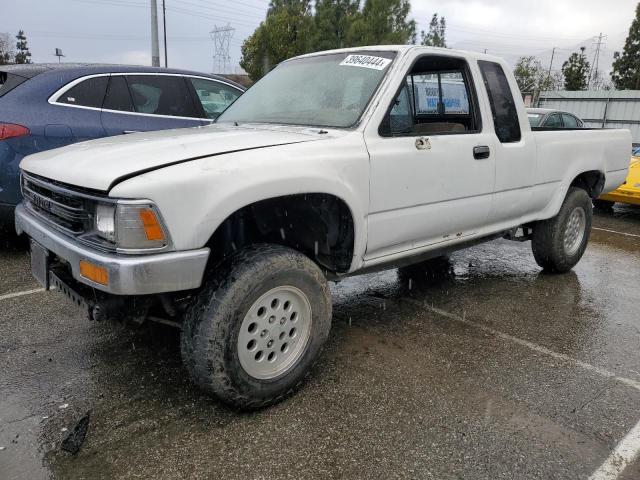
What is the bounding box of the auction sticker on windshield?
[340,55,392,70]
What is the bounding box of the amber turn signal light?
[79,260,109,286]
[138,209,165,241]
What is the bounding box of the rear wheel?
[531,187,592,273]
[181,244,332,410]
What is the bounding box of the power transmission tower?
[588,32,607,90]
[210,25,234,74]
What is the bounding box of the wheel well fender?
[205,193,357,274]
[570,170,605,198]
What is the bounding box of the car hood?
[20,124,330,191]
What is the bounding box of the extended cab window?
[380,55,480,136]
[126,75,197,118]
[478,61,521,143]
[57,76,108,108]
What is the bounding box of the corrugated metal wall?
[537,91,640,143]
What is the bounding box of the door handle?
[473,145,490,159]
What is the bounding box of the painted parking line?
[399,298,640,479]
[593,227,640,239]
[589,419,640,480]
[0,288,45,302]
[401,298,640,392]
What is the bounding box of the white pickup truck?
[16,46,631,409]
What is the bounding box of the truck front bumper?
[15,203,210,295]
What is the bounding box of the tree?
[240,0,314,81]
[421,13,446,47]
[562,47,590,91]
[240,0,417,81]
[0,32,14,65]
[611,3,640,89]
[513,56,556,94]
[14,30,31,64]
[314,0,360,51]
[347,0,416,46]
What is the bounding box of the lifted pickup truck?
[16,46,631,409]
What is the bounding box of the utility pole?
[150,0,160,67]
[162,0,168,67]
[546,47,556,88]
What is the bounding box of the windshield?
[527,113,544,127]
[217,51,396,128]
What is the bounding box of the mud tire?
[531,187,592,273]
[181,244,332,410]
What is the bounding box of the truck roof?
[290,45,505,64]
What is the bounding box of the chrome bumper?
[15,203,210,295]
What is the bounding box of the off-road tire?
[531,187,592,273]
[181,244,332,410]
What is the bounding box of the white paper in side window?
[339,55,392,70]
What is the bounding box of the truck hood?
[20,124,328,191]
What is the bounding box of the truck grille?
[22,173,93,236]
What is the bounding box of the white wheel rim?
[564,206,586,256]
[237,285,312,380]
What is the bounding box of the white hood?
[20,124,327,191]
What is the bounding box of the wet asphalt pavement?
[1,205,639,480]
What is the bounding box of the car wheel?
[181,244,332,410]
[531,187,592,273]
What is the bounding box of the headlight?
[92,201,170,252]
[95,203,116,243]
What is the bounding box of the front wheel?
[531,187,592,273]
[181,244,332,410]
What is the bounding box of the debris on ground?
[61,412,91,455]
[58,404,69,409]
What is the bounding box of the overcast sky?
[2,0,638,79]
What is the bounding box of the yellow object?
[79,260,109,286]
[599,156,640,206]
[138,208,165,241]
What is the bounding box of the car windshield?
[217,51,396,128]
[528,113,544,127]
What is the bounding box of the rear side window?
[545,113,562,128]
[0,72,28,98]
[478,61,521,143]
[103,76,134,112]
[126,75,197,118]
[189,78,241,119]
[57,76,108,108]
[562,113,579,128]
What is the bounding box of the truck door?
[477,60,537,224]
[364,53,496,260]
